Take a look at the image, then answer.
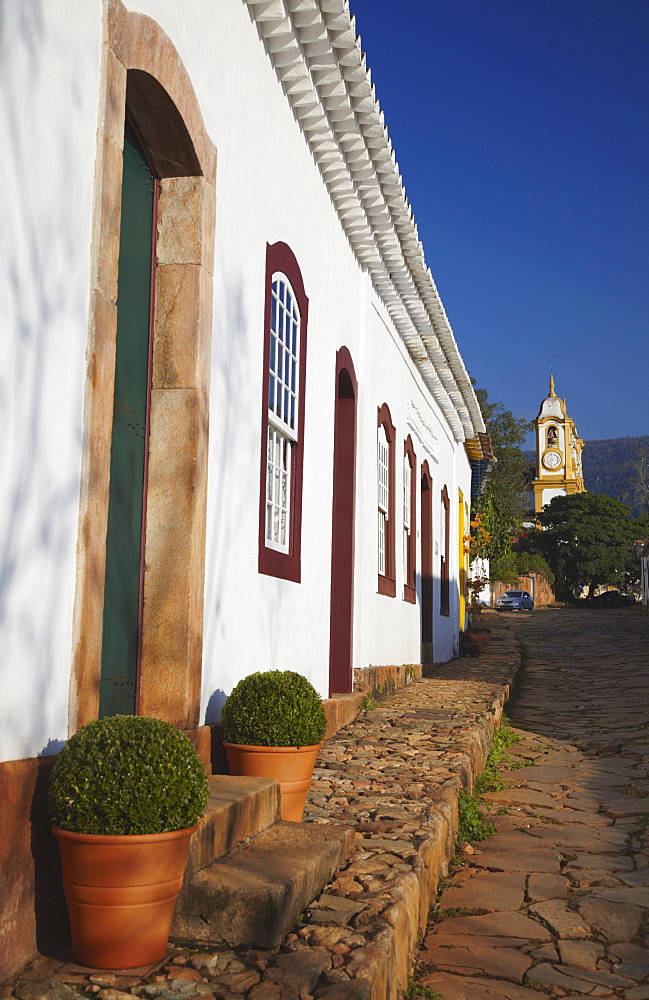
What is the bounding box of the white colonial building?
[0,0,489,974]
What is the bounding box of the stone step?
[173,820,355,948]
[185,774,281,880]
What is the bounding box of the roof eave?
[247,0,485,443]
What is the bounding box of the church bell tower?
[532,375,585,515]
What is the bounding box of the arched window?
[440,485,450,616]
[403,436,416,603]
[266,274,300,552]
[420,463,433,645]
[377,404,396,596]
[259,243,308,582]
[378,425,389,575]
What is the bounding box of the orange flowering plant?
[463,513,493,558]
[464,513,492,613]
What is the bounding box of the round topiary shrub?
[220,670,327,748]
[48,716,209,835]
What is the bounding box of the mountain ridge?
[523,435,649,516]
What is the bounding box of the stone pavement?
[417,607,649,1000]
[6,615,521,1000]
[8,608,648,1000]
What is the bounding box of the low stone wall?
[352,662,423,697]
[322,692,365,742]
[7,615,522,998]
[182,618,521,1000]
[493,572,555,607]
[295,613,522,1000]
[0,757,68,983]
[209,666,424,771]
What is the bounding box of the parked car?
[496,590,534,611]
[586,590,637,608]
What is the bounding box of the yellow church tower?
[532,375,585,515]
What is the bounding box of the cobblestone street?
[9,609,648,1000]
[418,607,649,999]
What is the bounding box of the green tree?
[530,492,634,599]
[623,511,649,592]
[474,389,532,528]
[632,511,649,537]
[471,387,532,577]
[624,445,649,515]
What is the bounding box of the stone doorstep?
[9,613,518,997]
[173,821,356,949]
[184,775,282,881]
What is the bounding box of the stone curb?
[296,613,521,1000]
[10,614,522,1000]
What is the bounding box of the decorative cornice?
[406,399,440,464]
[246,0,486,448]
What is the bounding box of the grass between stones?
[454,716,523,847]
[456,789,495,844]
[474,716,523,795]
[360,693,378,711]
[404,980,441,1000]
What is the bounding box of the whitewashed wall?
[357,292,471,668]
[0,0,477,760]
[0,2,102,762]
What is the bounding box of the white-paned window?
[377,423,389,575]
[440,501,446,554]
[265,273,300,552]
[377,404,396,595]
[266,426,290,550]
[440,485,450,615]
[403,453,411,575]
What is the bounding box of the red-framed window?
[440,484,450,616]
[377,403,395,597]
[258,242,308,582]
[420,462,433,643]
[403,435,416,603]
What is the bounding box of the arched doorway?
[99,122,157,716]
[421,462,433,663]
[70,4,216,733]
[328,348,357,696]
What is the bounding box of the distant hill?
[523,436,649,517]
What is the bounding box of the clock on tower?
[531,375,585,516]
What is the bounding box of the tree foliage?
[490,549,555,585]
[624,445,649,515]
[471,387,532,577]
[529,492,634,599]
[474,388,532,529]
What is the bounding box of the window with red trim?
[258,242,308,582]
[377,404,395,597]
[440,484,450,616]
[403,436,416,603]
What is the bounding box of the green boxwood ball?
[48,715,209,835]
[220,670,326,748]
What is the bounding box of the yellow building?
[532,375,585,515]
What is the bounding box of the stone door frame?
[69,0,217,733]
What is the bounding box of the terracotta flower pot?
[468,629,491,649]
[223,742,320,822]
[53,824,196,969]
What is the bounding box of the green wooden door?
[99,124,154,717]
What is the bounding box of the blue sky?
[349,0,648,444]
